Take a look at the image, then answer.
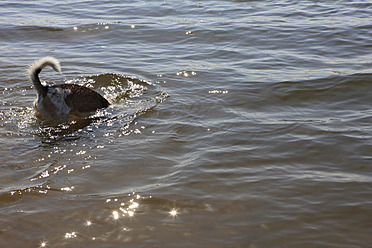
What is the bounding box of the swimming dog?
[28,57,110,119]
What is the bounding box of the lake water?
[1,1,372,247]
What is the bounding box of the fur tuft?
[28,56,61,76]
[28,56,62,94]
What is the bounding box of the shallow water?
[1,1,372,247]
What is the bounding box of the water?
[1,1,372,247]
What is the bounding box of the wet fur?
[28,57,110,118]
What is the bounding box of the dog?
[28,57,110,119]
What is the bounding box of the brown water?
[1,1,372,247]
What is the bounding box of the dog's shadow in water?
[37,112,109,140]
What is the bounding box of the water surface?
[1,1,372,247]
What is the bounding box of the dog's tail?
[28,57,61,94]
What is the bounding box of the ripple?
[0,72,168,204]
